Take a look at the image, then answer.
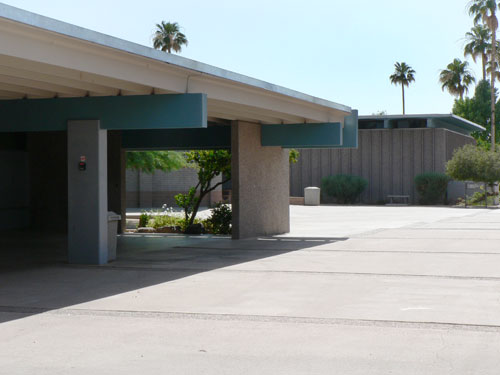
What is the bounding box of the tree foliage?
[174,150,231,230]
[289,149,300,164]
[464,24,492,81]
[153,21,188,53]
[389,62,416,115]
[126,151,188,174]
[446,144,500,184]
[453,79,500,144]
[468,0,499,151]
[439,58,475,100]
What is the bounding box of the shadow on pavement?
[0,232,347,324]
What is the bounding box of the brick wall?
[126,167,223,208]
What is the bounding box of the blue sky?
[2,0,481,115]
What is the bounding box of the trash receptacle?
[304,187,320,206]
[107,211,122,261]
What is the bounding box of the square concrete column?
[231,121,290,239]
[67,120,108,264]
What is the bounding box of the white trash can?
[107,211,122,261]
[304,187,321,206]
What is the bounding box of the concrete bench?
[387,195,410,205]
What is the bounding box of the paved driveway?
[1,206,500,374]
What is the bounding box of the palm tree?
[469,0,498,150]
[153,21,188,54]
[389,62,416,115]
[464,25,491,81]
[486,58,500,81]
[439,59,476,100]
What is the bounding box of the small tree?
[175,150,231,230]
[446,144,500,184]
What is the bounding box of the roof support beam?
[261,110,358,148]
[0,93,207,132]
[123,126,230,150]
[261,122,342,148]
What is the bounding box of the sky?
[1,0,483,115]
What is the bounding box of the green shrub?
[466,186,497,206]
[414,172,450,205]
[446,144,500,184]
[204,203,232,234]
[321,174,368,204]
[148,214,185,229]
[138,212,151,228]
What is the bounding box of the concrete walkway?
[1,206,500,374]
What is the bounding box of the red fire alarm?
[79,155,86,171]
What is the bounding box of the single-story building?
[290,114,484,204]
[0,4,357,264]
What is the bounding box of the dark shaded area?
[27,131,68,232]
[0,232,347,324]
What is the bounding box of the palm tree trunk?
[401,85,405,115]
[482,53,487,81]
[491,23,497,151]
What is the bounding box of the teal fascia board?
[330,110,358,149]
[0,94,207,132]
[261,122,342,148]
[122,126,231,150]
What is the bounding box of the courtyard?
[1,205,499,374]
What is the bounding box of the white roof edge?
[0,3,352,115]
[359,113,485,131]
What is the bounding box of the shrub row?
[320,172,451,205]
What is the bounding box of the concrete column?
[383,120,392,129]
[67,120,108,265]
[231,121,290,239]
[107,131,126,233]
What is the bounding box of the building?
[290,114,484,204]
[0,4,357,264]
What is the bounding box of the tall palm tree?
[389,62,416,115]
[153,21,188,54]
[469,0,498,150]
[464,24,491,81]
[486,57,500,80]
[439,59,476,100]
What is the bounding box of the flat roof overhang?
[359,114,485,135]
[0,3,352,127]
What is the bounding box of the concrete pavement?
[1,205,500,374]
